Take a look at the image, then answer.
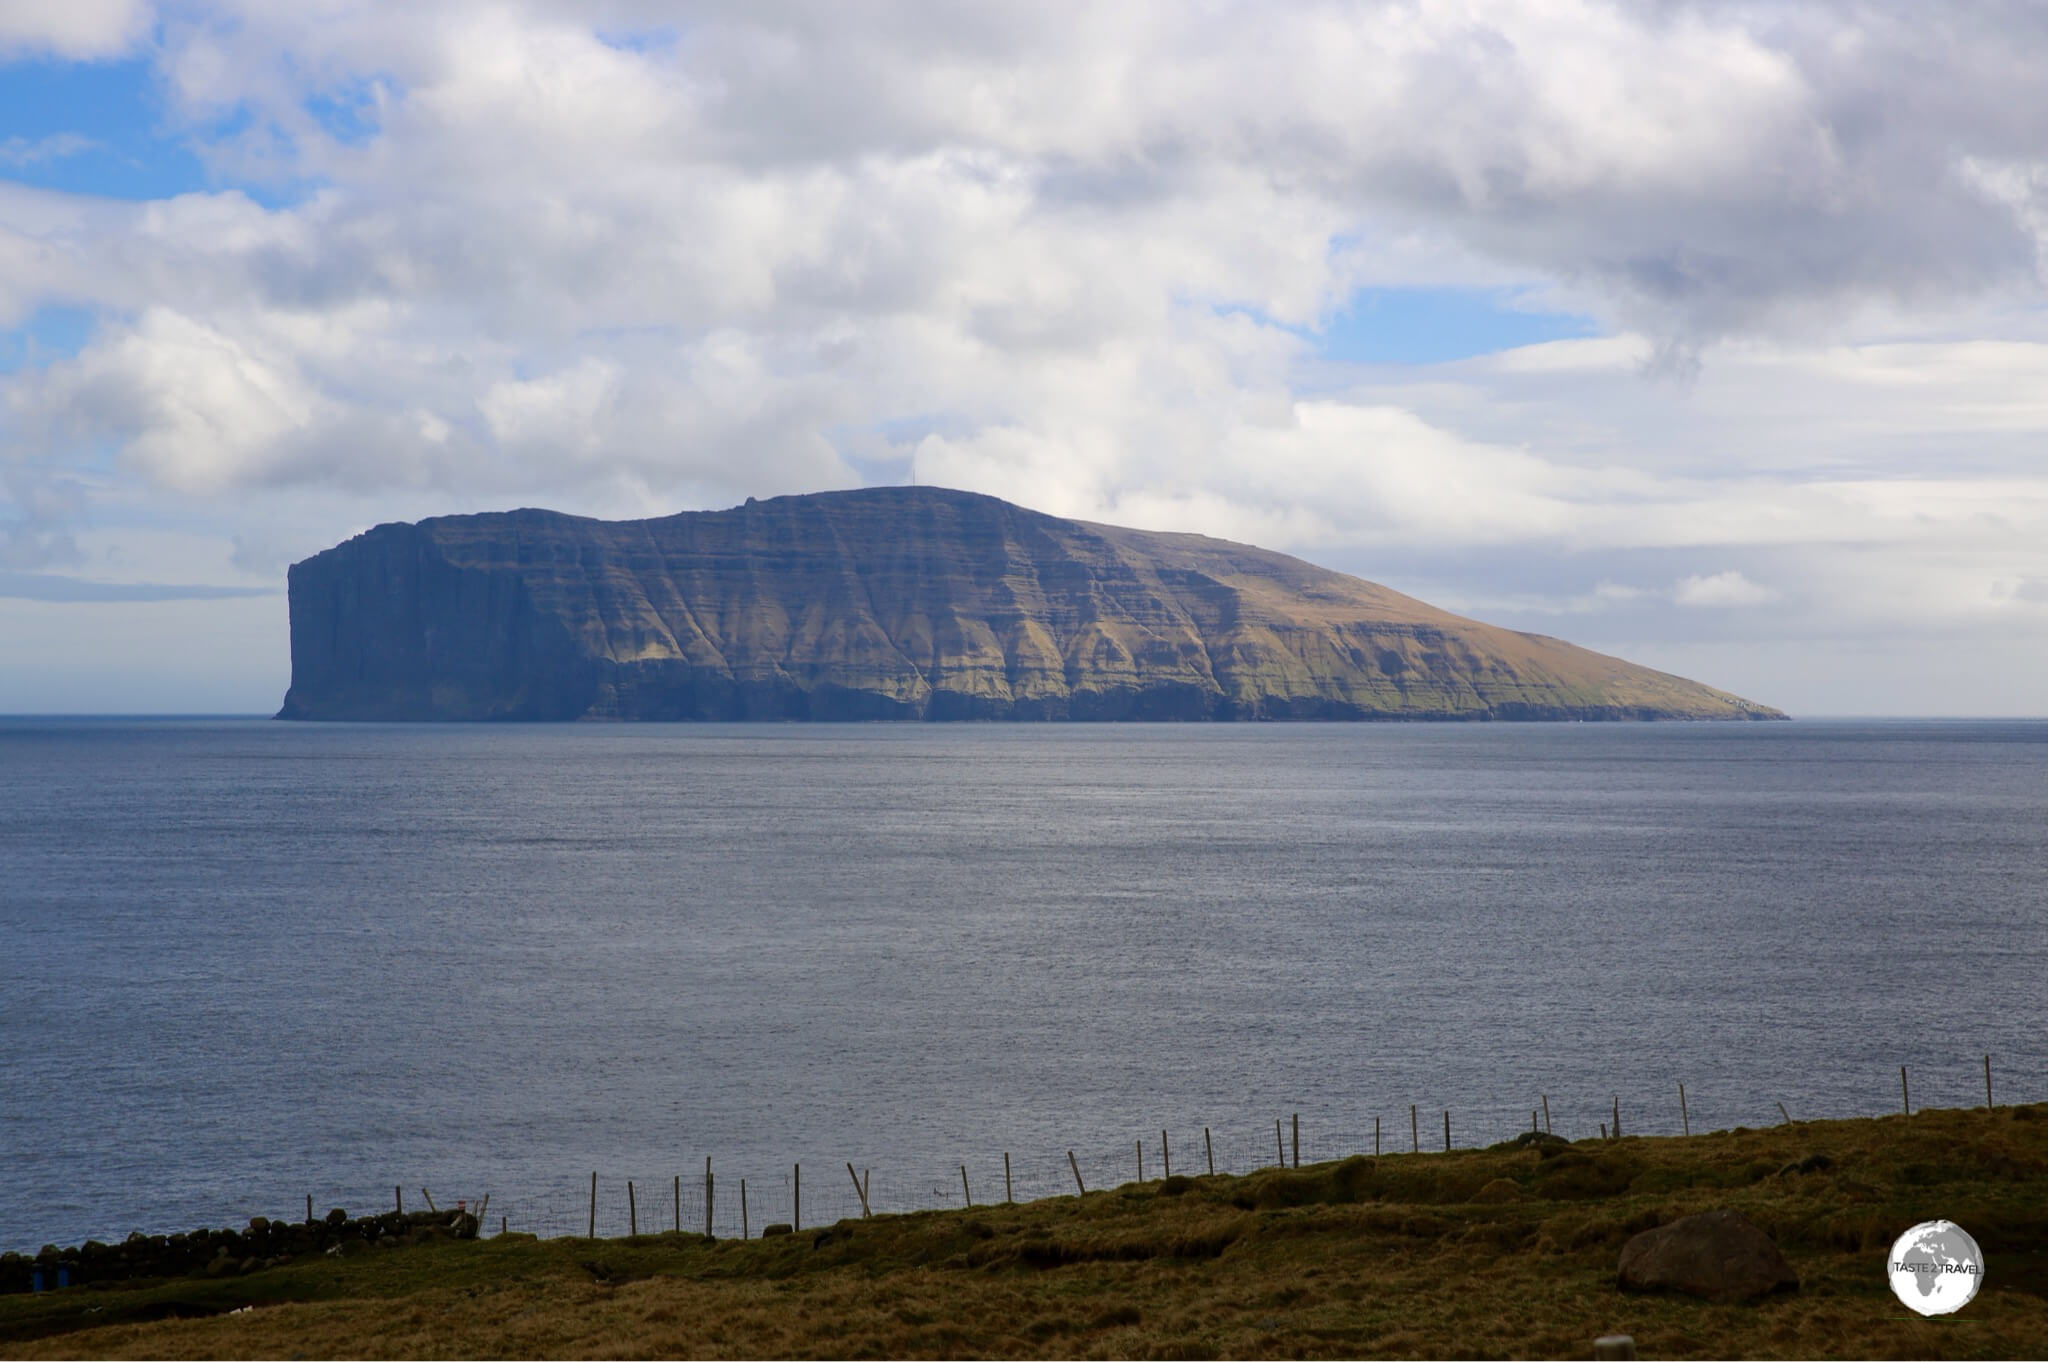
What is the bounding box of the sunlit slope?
[279,486,1783,721]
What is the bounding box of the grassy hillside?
[3,1104,2043,1359]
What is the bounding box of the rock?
[1618,1210,1798,1303]
[277,488,1784,723]
[1498,1130,1570,1153]
[760,1223,793,1238]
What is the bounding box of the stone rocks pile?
[0,1208,478,1293]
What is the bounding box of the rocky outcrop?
[1617,1210,1799,1303]
[278,486,1784,722]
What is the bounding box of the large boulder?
[1618,1210,1798,1303]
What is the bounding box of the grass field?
[3,1103,2044,1359]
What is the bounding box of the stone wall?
[0,1208,479,1293]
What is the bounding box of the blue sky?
[0,57,208,200]
[6,1,2048,715]
[1316,289,1594,366]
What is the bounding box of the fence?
[405,1054,2019,1243]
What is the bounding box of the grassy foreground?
[3,1105,2045,1360]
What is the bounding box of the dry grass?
[4,1103,2045,1359]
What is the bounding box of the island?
[277,486,1784,722]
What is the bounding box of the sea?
[3,718,2045,1252]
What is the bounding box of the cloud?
[0,0,150,60]
[12,307,327,493]
[0,134,98,169]
[0,467,85,569]
[0,570,275,602]
[1674,570,1779,608]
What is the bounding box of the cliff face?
[278,487,1784,722]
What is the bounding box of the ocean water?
[3,718,2045,1251]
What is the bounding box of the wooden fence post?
[793,1164,800,1232]
[1274,1119,1284,1167]
[396,1185,403,1215]
[674,1174,680,1233]
[422,1188,437,1212]
[306,1193,313,1224]
[1777,1101,1792,1126]
[1612,1096,1621,1139]
[1162,1130,1170,1179]
[628,1180,637,1237]
[705,1157,714,1240]
[848,1163,870,1217]
[740,1179,749,1240]
[1068,1150,1086,1195]
[1986,1054,1994,1110]
[1443,1110,1450,1153]
[961,1165,972,1207]
[1411,1105,1419,1154]
[1136,1139,1144,1183]
[588,1172,596,1239]
[1004,1153,1013,1203]
[1293,1113,1300,1168]
[1374,1116,1381,1157]
[1204,1127,1214,1176]
[1679,1083,1689,1137]
[1901,1065,1911,1117]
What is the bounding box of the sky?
[4,1,2048,715]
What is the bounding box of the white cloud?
[1674,570,1778,608]
[0,0,149,60]
[479,358,621,465]
[0,134,98,168]
[12,308,325,493]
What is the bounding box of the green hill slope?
[5,1105,2041,1358]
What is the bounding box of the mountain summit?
[278,487,1783,722]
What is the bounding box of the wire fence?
[14,1055,2032,1257]
[399,1055,2024,1243]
